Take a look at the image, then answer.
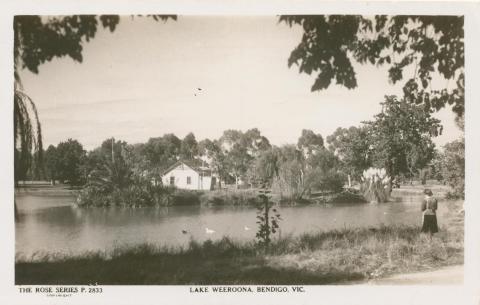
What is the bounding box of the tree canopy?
[14,15,176,75]
[55,138,86,185]
[327,126,371,180]
[297,129,324,159]
[180,133,199,160]
[365,95,442,180]
[280,15,464,117]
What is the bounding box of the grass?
[16,219,463,285]
[391,183,452,197]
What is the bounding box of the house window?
[170,176,175,185]
[187,176,191,185]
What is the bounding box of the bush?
[308,169,345,193]
[76,180,176,207]
[169,189,202,206]
[75,184,111,207]
[327,190,366,204]
[200,189,260,206]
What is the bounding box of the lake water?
[15,193,454,258]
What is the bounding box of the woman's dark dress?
[421,196,438,233]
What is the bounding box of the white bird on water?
[244,226,251,231]
[205,228,215,234]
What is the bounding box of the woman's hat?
[424,189,433,196]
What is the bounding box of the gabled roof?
[161,160,214,177]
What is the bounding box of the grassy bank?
[391,183,451,198]
[15,183,74,196]
[16,220,463,285]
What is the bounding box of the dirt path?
[367,265,463,285]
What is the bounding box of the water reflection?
[15,194,451,257]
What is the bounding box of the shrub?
[200,189,260,206]
[307,169,345,193]
[169,189,202,206]
[76,180,176,207]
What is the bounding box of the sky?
[19,16,463,151]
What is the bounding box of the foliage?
[306,147,339,171]
[440,138,465,199]
[142,134,181,170]
[365,96,442,181]
[360,168,391,203]
[270,140,346,200]
[200,189,260,206]
[246,148,279,187]
[168,189,202,206]
[297,129,324,158]
[315,189,366,204]
[43,145,58,183]
[256,194,281,247]
[270,145,305,200]
[76,178,175,207]
[198,139,229,185]
[280,15,464,117]
[327,126,372,181]
[180,132,199,160]
[14,15,176,74]
[14,85,43,184]
[305,168,345,194]
[242,128,271,155]
[219,129,271,186]
[54,139,86,186]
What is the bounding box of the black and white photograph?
[2,2,480,305]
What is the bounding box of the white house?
[161,161,217,191]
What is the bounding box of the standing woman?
[421,189,439,235]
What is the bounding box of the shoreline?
[15,222,464,285]
[17,182,448,207]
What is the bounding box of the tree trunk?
[388,177,394,195]
[348,174,352,188]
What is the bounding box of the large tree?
[55,139,86,186]
[440,138,465,198]
[327,126,372,182]
[270,145,305,199]
[280,15,464,118]
[365,96,442,183]
[198,139,228,186]
[180,132,199,160]
[246,147,280,187]
[297,129,324,160]
[143,134,181,169]
[44,145,59,184]
[219,129,271,187]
